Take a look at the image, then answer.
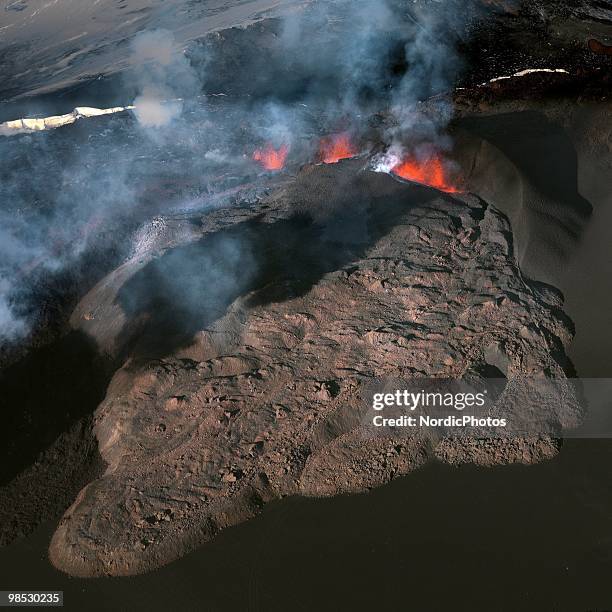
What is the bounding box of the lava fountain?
[319,133,357,164]
[391,153,459,193]
[253,144,289,171]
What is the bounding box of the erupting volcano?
[253,144,289,171]
[392,153,459,193]
[319,133,357,164]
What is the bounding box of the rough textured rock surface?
[50,159,577,576]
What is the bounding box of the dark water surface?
[1,439,611,611]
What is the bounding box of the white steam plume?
[130,29,199,129]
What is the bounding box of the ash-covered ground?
[0,0,611,607]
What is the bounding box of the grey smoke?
[0,29,200,344]
[134,88,182,128]
[0,279,25,341]
[130,29,199,128]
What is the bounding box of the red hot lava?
[253,144,289,171]
[319,133,357,164]
[392,154,459,193]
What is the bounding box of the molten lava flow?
[319,133,357,164]
[392,154,459,193]
[253,144,289,171]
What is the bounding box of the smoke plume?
[130,29,199,128]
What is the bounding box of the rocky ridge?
[49,159,579,576]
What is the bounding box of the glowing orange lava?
[319,133,357,164]
[253,144,289,171]
[392,154,459,193]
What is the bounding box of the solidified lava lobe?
[319,133,357,164]
[392,154,459,193]
[253,143,289,171]
[49,161,579,578]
